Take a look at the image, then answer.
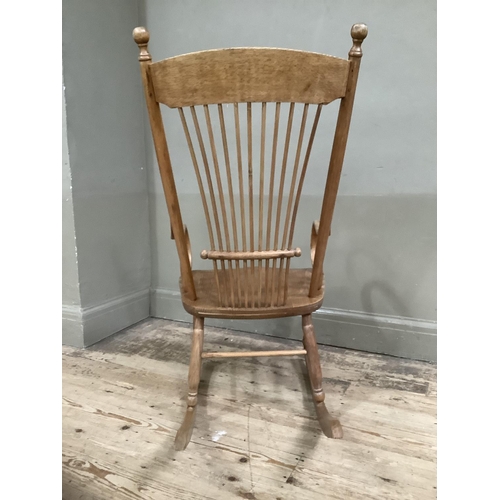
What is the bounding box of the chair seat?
[181,268,324,319]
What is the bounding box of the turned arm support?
[310,220,330,266]
[171,223,192,267]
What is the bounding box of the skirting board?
[62,288,150,348]
[150,288,437,362]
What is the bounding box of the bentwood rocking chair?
[133,24,368,450]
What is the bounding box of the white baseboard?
[62,288,150,347]
[150,287,436,362]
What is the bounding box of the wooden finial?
[349,23,368,58]
[133,26,151,61]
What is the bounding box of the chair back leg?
[302,314,343,439]
[174,317,204,450]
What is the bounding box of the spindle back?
[133,25,367,311]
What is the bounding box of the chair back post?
[133,27,196,301]
[309,24,368,297]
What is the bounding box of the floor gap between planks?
[62,318,436,500]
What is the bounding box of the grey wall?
[143,0,437,361]
[62,80,83,344]
[62,0,151,347]
[61,0,436,360]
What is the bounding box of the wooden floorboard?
[62,318,436,499]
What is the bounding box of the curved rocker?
[174,406,197,451]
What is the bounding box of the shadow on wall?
[361,280,411,319]
[344,243,411,318]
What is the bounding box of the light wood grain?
[62,318,437,500]
[302,314,343,439]
[202,349,307,359]
[134,23,367,311]
[265,103,281,306]
[133,23,371,453]
[174,317,204,450]
[181,268,324,319]
[309,24,368,296]
[149,48,350,108]
[133,27,196,301]
[200,248,301,261]
[288,104,323,250]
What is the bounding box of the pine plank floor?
[62,318,437,499]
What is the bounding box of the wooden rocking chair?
[133,24,368,450]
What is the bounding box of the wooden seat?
[182,268,324,319]
[133,23,368,450]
